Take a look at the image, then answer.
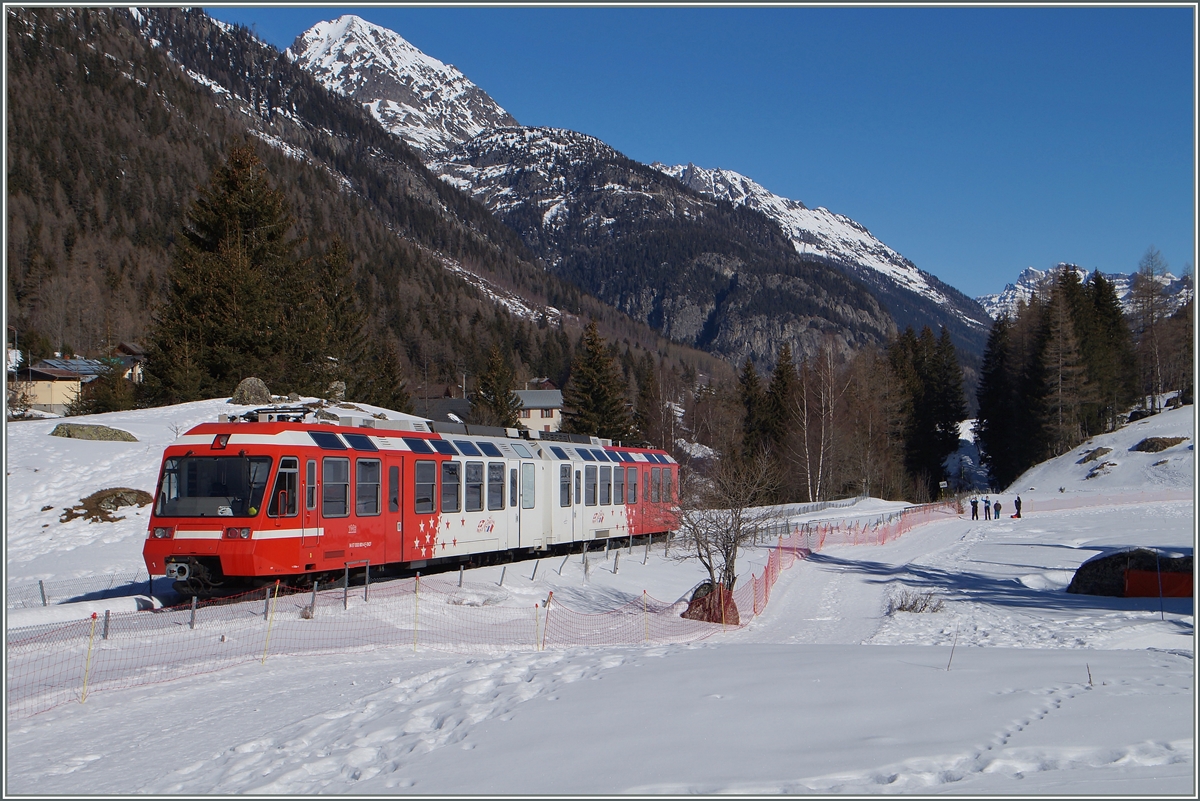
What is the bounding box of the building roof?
[513,389,563,409]
[415,398,472,424]
[34,357,109,376]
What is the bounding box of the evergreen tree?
[633,350,666,448]
[764,343,799,452]
[1082,271,1138,432]
[66,357,136,415]
[738,358,770,458]
[561,321,633,441]
[471,345,522,427]
[143,143,302,403]
[975,316,1026,490]
[1039,277,1089,455]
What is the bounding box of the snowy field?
[4,401,1195,794]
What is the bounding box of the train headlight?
[226,527,252,539]
[152,527,173,539]
[240,528,251,539]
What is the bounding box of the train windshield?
[155,455,273,517]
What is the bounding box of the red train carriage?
[143,407,679,597]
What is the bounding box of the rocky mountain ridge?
[976,264,1194,320]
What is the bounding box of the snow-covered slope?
[976,264,1194,320]
[287,14,518,154]
[6,399,1194,795]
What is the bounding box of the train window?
[650,467,661,503]
[478,441,503,458]
[550,446,569,460]
[614,464,625,505]
[600,466,612,505]
[356,459,381,516]
[592,449,610,462]
[559,464,571,507]
[309,431,347,450]
[643,470,651,505]
[388,465,400,513]
[575,448,595,462]
[441,461,461,513]
[512,443,533,458]
[306,460,317,511]
[343,433,378,452]
[585,465,598,506]
[465,462,484,512]
[154,455,272,518]
[626,466,637,504]
[267,457,299,517]
[454,441,482,457]
[575,470,581,505]
[322,458,350,517]
[510,468,518,507]
[403,437,434,454]
[488,463,504,510]
[520,463,535,509]
[414,461,436,514]
[432,440,459,456]
[663,468,673,503]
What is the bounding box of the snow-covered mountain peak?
[288,15,518,154]
[975,263,1194,320]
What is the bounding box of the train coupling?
[165,561,190,580]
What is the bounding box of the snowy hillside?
[287,15,518,154]
[976,264,1194,320]
[655,163,979,323]
[5,399,1194,793]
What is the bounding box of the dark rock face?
[1066,549,1193,596]
[49,424,138,442]
[431,127,895,367]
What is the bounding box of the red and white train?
[143,406,679,597]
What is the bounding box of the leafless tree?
[673,451,782,591]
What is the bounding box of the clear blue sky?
[205,5,1195,298]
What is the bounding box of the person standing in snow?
[1014,495,1022,518]
[970,497,979,520]
[993,500,1001,520]
[983,497,991,520]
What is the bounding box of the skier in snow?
[983,497,991,520]
[970,497,979,520]
[1014,495,1022,518]
[993,500,1001,520]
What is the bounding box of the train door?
[518,462,536,547]
[385,460,402,566]
[572,465,583,542]
[301,457,320,547]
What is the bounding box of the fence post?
[499,565,506,586]
[364,561,371,603]
[534,604,540,651]
[459,564,464,587]
[643,590,649,642]
[413,573,420,652]
[542,591,553,650]
[613,549,620,574]
[261,580,280,664]
[81,612,98,703]
[344,565,350,610]
[531,560,539,581]
[752,574,758,616]
[189,595,197,630]
[39,580,47,607]
[644,540,649,565]
[310,580,319,619]
[263,586,271,619]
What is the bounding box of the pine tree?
[1082,271,1138,432]
[143,143,301,403]
[561,321,633,441]
[1039,277,1089,455]
[764,343,798,452]
[738,358,770,458]
[975,316,1026,490]
[471,345,522,427]
[633,350,666,448]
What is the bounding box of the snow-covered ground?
[4,401,1195,794]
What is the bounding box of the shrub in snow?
[886,589,944,614]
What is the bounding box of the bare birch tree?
[673,452,781,591]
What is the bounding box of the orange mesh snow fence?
[7,502,954,720]
[1124,569,1193,598]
